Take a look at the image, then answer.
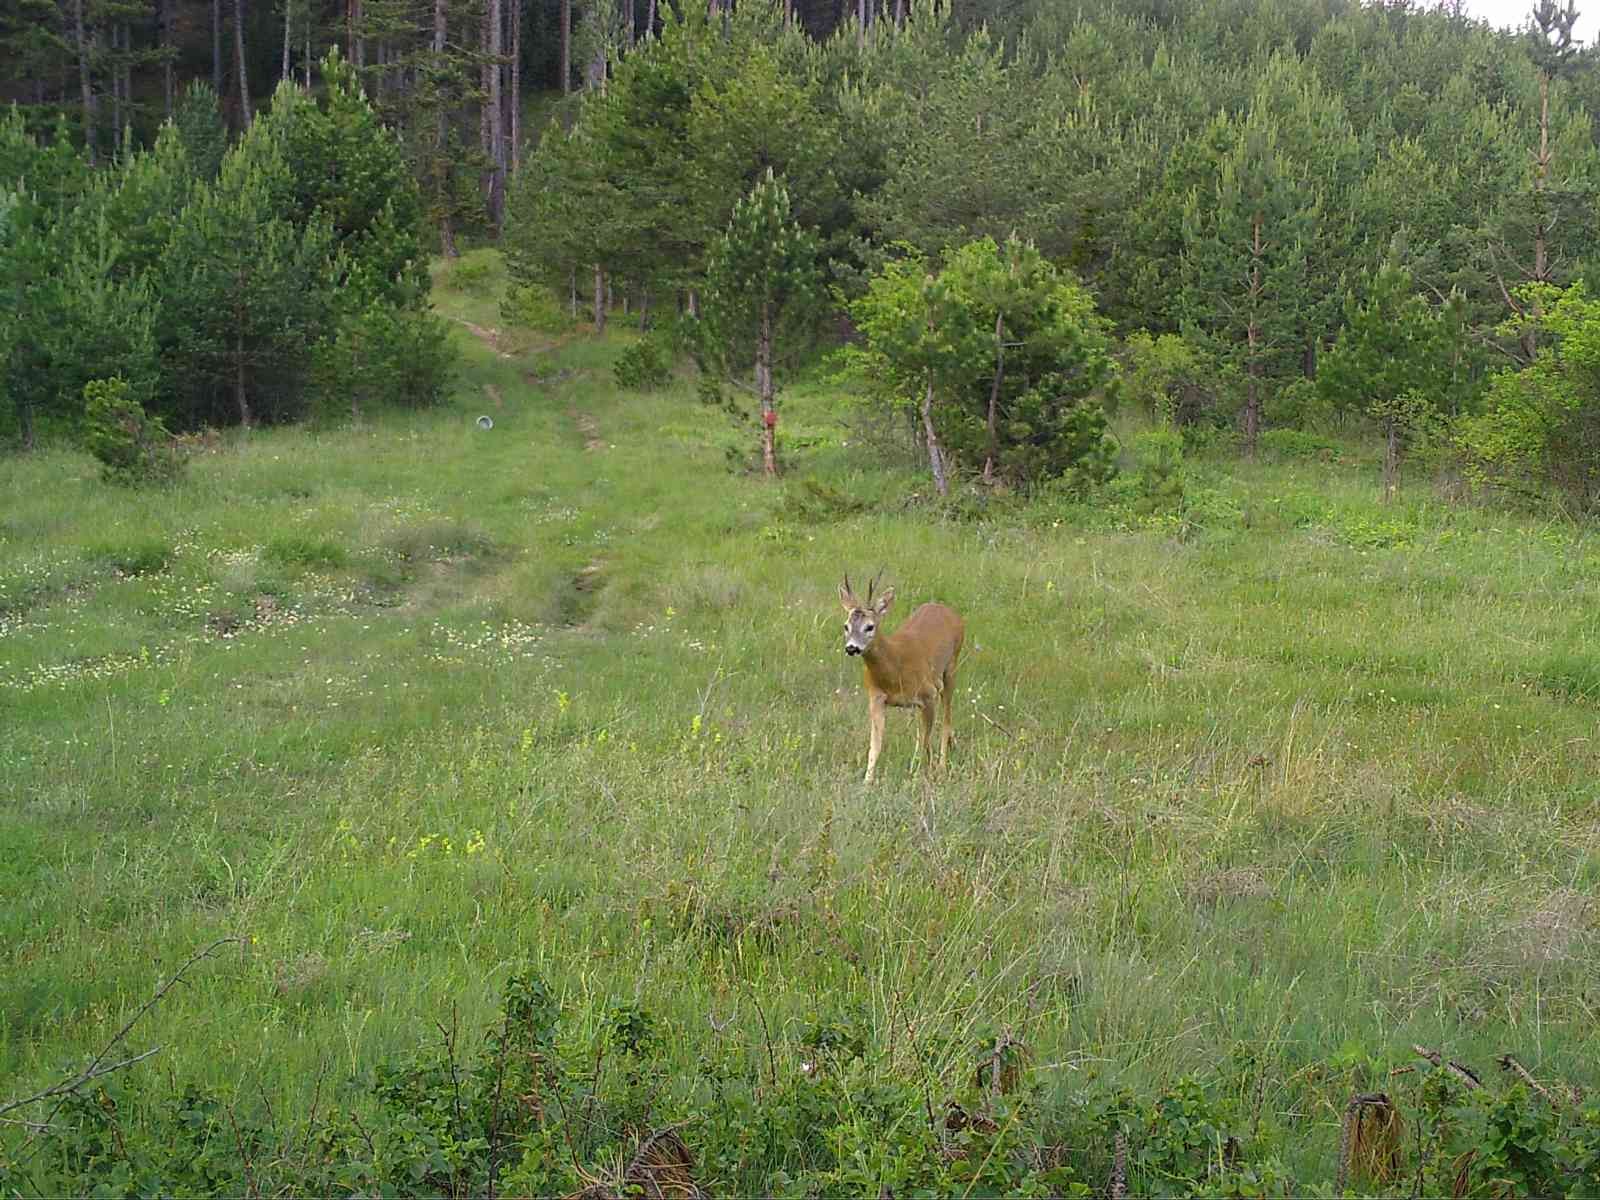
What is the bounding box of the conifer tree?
[1179,111,1314,454]
[701,169,821,476]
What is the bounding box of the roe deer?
[839,571,965,784]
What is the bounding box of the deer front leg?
[918,700,935,774]
[865,691,887,784]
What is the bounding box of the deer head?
[839,570,895,657]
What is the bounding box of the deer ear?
[874,588,895,615]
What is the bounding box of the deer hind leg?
[939,670,956,769]
[918,700,935,774]
[865,692,887,784]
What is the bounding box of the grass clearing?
[4,260,1600,1192]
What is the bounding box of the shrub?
[501,283,573,334]
[447,251,501,298]
[82,377,186,486]
[314,303,457,421]
[612,331,674,391]
[1260,428,1342,461]
[1122,331,1224,426]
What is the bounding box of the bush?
[613,332,675,391]
[82,377,186,486]
[1122,331,1224,426]
[314,303,457,421]
[447,251,502,298]
[1260,428,1342,461]
[501,283,572,334]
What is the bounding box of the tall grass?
[3,262,1598,1189]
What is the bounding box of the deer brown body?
[839,573,965,784]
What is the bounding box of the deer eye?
[864,624,875,633]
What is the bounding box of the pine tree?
[159,118,334,427]
[701,169,821,477]
[1179,110,1315,454]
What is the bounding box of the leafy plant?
[82,377,185,486]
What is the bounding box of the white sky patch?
[1455,0,1600,45]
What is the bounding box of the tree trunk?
[569,268,577,320]
[1526,70,1554,360]
[482,0,503,228]
[1243,211,1263,458]
[282,0,291,81]
[758,301,777,476]
[234,0,252,124]
[433,0,457,257]
[75,0,95,165]
[856,0,866,48]
[350,0,364,68]
[559,0,571,94]
[212,0,223,93]
[593,264,606,334]
[646,0,657,37]
[235,336,253,428]
[304,17,310,85]
[921,373,949,496]
[110,24,121,146]
[894,0,904,26]
[1382,418,1399,503]
[983,311,1003,485]
[639,289,650,330]
[162,0,175,117]
[509,0,522,170]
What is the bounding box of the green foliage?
[1123,331,1225,427]
[159,118,337,427]
[501,282,573,333]
[1457,282,1600,511]
[312,302,457,421]
[612,331,675,391]
[849,236,1118,488]
[173,80,228,182]
[81,377,185,487]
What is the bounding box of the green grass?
[4,260,1600,1191]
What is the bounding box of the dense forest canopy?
[7,0,1600,504]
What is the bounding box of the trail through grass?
[3,258,1599,1189]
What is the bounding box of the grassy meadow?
[3,251,1600,1192]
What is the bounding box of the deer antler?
[867,569,885,607]
[842,572,854,603]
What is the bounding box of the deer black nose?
[845,645,860,656]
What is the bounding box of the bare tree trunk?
[162,0,175,116]
[234,0,252,124]
[1243,211,1263,458]
[110,23,122,148]
[758,302,777,475]
[593,265,606,334]
[1526,70,1554,360]
[351,0,364,68]
[1382,419,1399,503]
[303,16,310,85]
[983,311,1003,485]
[921,373,949,496]
[235,336,253,428]
[856,0,865,48]
[569,268,578,319]
[646,0,657,37]
[430,0,456,256]
[559,0,570,93]
[626,0,635,45]
[509,0,522,170]
[481,0,503,228]
[75,0,96,164]
[282,0,291,80]
[894,0,904,26]
[212,0,223,92]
